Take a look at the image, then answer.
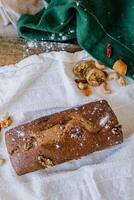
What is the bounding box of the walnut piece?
[23,137,36,151]
[73,59,115,96]
[37,156,53,168]
[0,116,13,129]
[112,125,122,134]
[78,82,88,90]
[100,83,112,94]
[73,60,96,79]
[95,61,105,70]
[82,87,92,96]
[119,76,127,86]
[86,68,107,86]
[108,72,120,81]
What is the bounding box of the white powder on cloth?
[22,40,80,58]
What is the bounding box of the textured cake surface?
[5,100,123,175]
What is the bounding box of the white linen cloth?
[0,50,134,200]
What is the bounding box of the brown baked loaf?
[5,100,123,176]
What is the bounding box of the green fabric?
[17,0,134,78]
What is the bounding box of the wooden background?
[0,37,81,66]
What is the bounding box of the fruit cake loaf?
[5,100,123,175]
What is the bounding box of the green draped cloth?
[17,0,134,78]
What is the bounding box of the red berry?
[107,43,112,58]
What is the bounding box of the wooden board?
[0,37,81,66]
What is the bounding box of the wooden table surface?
[0,37,81,66]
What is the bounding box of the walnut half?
[73,60,96,79]
[86,68,107,87]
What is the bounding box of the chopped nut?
[73,60,96,79]
[23,141,33,151]
[86,68,107,86]
[78,82,88,90]
[119,76,127,86]
[100,82,112,94]
[82,87,92,96]
[95,61,105,70]
[38,155,53,168]
[0,115,13,129]
[112,125,122,134]
[0,158,5,166]
[113,59,127,75]
[23,136,36,151]
[108,72,120,81]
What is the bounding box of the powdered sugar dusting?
[12,138,15,142]
[26,41,38,48]
[76,1,80,6]
[55,144,60,149]
[99,115,109,126]
[22,40,80,58]
[16,131,25,138]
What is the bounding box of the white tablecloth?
[0,50,134,200]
